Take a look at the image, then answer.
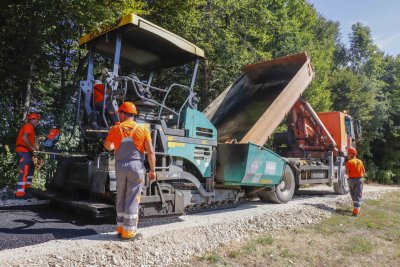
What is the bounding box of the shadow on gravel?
[295,189,335,196]
[292,189,340,201]
[302,203,336,213]
[139,216,184,228]
[293,195,339,201]
[302,202,352,216]
[186,202,258,216]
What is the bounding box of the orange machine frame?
[318,111,353,154]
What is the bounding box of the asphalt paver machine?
[38,14,359,218]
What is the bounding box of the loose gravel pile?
[0,185,398,266]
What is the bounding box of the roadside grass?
[192,191,400,266]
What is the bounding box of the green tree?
[370,55,400,181]
[328,22,398,182]
[349,22,379,73]
[1,0,398,186]
[146,0,338,110]
[0,0,148,183]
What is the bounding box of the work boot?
[352,208,360,216]
[121,229,136,239]
[117,226,123,236]
[121,230,142,240]
[15,191,26,198]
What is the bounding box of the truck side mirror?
[354,119,362,140]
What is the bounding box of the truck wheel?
[257,165,295,204]
[257,189,274,203]
[294,184,301,194]
[333,166,349,195]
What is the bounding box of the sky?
[308,0,400,56]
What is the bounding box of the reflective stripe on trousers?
[16,152,35,193]
[348,178,363,208]
[115,160,144,232]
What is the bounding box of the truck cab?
[318,111,362,156]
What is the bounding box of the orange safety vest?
[94,84,105,104]
[105,120,151,154]
[15,123,35,152]
[346,158,365,178]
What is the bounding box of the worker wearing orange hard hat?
[104,102,156,240]
[92,80,109,128]
[47,128,60,139]
[42,127,61,149]
[345,147,365,216]
[15,112,41,197]
[93,80,105,105]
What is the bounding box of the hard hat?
[117,102,137,115]
[347,147,357,155]
[47,128,60,139]
[27,112,41,121]
[94,80,104,90]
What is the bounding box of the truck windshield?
[344,116,355,139]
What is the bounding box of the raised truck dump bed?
[203,52,314,146]
[204,53,314,189]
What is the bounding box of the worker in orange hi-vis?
[104,102,156,240]
[93,80,105,109]
[93,80,106,127]
[345,147,365,216]
[15,112,41,197]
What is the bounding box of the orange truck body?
[285,99,360,159]
[318,111,356,155]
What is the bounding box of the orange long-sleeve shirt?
[346,158,365,179]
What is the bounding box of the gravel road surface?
[0,184,398,266]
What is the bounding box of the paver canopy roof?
[79,14,204,70]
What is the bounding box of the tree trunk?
[22,57,33,120]
[200,0,212,110]
[201,58,210,109]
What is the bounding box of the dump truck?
[204,54,361,203]
[36,14,361,217]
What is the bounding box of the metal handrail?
[111,76,193,128]
[153,152,173,170]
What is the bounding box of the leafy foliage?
[0,0,399,186]
[327,22,399,183]
[0,144,18,187]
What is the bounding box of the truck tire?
[294,184,301,194]
[257,165,295,204]
[257,189,274,203]
[333,166,349,195]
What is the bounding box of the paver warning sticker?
[264,161,277,175]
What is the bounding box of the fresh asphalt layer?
[0,186,384,251]
[0,203,115,251]
[0,201,186,251]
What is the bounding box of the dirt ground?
[192,190,400,267]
